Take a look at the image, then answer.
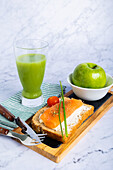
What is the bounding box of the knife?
[0,104,41,143]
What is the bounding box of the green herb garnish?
[58,100,64,141]
[60,81,68,137]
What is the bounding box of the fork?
[0,120,46,142]
[0,127,40,146]
[0,104,46,143]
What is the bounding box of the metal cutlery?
[0,104,46,143]
[0,121,46,141]
[0,127,39,146]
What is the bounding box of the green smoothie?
[16,53,46,99]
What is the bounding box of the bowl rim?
[67,73,113,91]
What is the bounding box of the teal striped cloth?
[0,83,66,129]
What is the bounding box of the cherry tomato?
[47,96,59,107]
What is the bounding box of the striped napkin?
[0,83,66,129]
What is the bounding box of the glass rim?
[14,38,49,50]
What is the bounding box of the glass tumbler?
[14,39,48,107]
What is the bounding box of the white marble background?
[0,0,113,169]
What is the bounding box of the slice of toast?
[31,98,94,143]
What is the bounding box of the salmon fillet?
[40,98,83,129]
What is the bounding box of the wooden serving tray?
[13,87,113,163]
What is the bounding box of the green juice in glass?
[16,53,46,99]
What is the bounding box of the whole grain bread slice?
[31,99,94,143]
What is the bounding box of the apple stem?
[92,65,97,69]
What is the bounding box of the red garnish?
[47,96,59,107]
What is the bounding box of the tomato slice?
[47,96,59,107]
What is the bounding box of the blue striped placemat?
[0,83,66,129]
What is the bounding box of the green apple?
[72,63,106,88]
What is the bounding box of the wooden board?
[13,88,113,163]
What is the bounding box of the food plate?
[13,87,113,163]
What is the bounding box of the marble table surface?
[0,0,113,169]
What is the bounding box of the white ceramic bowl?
[67,73,113,101]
